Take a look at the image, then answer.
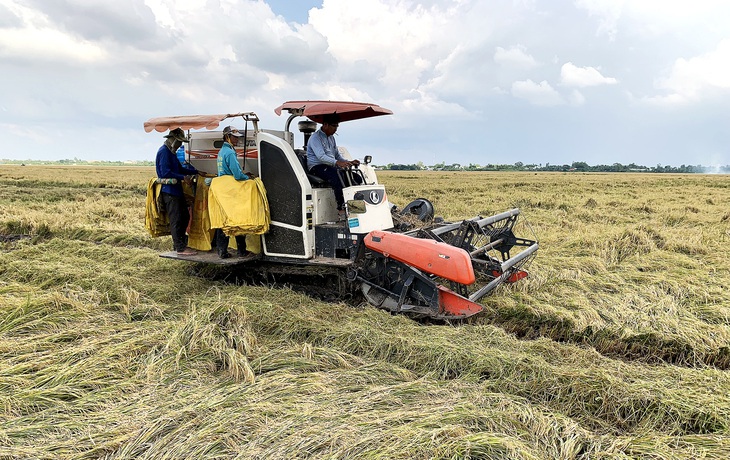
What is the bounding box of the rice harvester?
[144,100,539,320]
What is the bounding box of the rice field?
[1,165,729,459]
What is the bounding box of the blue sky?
[266,0,321,25]
[0,0,729,168]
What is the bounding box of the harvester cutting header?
[144,100,538,320]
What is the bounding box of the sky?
[1,0,729,167]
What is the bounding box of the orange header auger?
[355,208,538,320]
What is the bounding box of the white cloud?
[573,0,624,39]
[575,0,730,42]
[494,45,538,69]
[0,0,729,168]
[0,26,106,63]
[568,90,586,106]
[0,1,107,63]
[646,39,730,105]
[308,0,454,91]
[560,62,618,87]
[511,80,564,106]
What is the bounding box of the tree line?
[1,159,154,166]
[2,158,727,174]
[379,161,730,173]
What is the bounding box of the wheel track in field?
[487,309,730,370]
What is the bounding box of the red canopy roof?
[143,113,249,133]
[274,100,393,123]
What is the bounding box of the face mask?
[172,140,182,151]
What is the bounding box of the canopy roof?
[143,113,253,133]
[274,100,393,123]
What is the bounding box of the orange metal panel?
[274,100,393,123]
[143,113,251,133]
[364,231,476,285]
[437,286,483,318]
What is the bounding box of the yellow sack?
[208,176,270,236]
[144,178,170,237]
[187,177,215,251]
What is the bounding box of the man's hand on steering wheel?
[335,159,360,169]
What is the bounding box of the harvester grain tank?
[144,101,538,319]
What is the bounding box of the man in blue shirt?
[155,128,198,256]
[306,114,360,215]
[213,126,254,259]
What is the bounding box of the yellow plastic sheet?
[144,178,170,237]
[187,178,215,251]
[208,176,270,236]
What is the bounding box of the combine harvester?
[144,101,538,320]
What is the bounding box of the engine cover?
[344,185,394,234]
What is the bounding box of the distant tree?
[367,159,713,174]
[571,161,589,171]
[387,164,420,170]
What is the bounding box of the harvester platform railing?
[468,242,539,301]
[429,208,522,237]
[408,207,538,302]
[470,238,504,256]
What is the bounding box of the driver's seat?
[294,149,326,186]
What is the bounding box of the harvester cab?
[144,101,539,320]
[273,101,395,236]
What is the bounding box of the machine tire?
[400,198,434,222]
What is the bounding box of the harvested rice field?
[1,165,730,459]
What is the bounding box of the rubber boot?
[235,235,248,257]
[215,229,231,259]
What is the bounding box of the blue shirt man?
[155,131,197,197]
[306,125,348,169]
[154,128,198,255]
[217,128,249,180]
[306,114,359,211]
[213,126,253,259]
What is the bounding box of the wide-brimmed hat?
[321,113,340,126]
[223,126,244,138]
[164,128,189,142]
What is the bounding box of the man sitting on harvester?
[306,113,361,218]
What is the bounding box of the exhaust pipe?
[298,120,317,149]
